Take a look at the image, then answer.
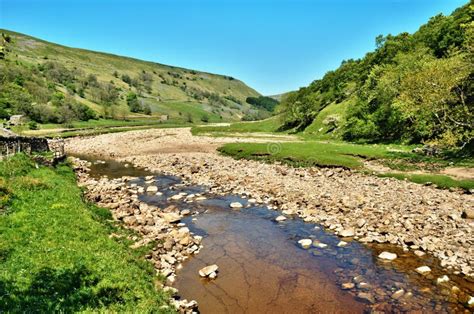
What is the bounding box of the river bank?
[66,128,474,280]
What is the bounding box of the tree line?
[280,3,473,152]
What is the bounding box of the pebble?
[181,209,191,216]
[414,250,425,257]
[146,185,158,193]
[468,296,474,307]
[199,264,219,278]
[416,266,431,275]
[314,242,328,248]
[230,202,243,209]
[341,282,355,290]
[337,241,348,247]
[339,228,355,237]
[298,239,312,249]
[275,215,287,222]
[436,275,450,284]
[391,289,405,300]
[378,251,397,261]
[356,292,375,304]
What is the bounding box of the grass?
[378,173,474,190]
[147,100,225,123]
[302,99,352,140]
[219,141,415,168]
[16,119,191,138]
[2,28,260,119]
[191,115,282,135]
[0,154,173,312]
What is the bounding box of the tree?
[396,52,472,148]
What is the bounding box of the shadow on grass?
[0,265,123,312]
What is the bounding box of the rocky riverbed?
[67,128,474,280]
[72,158,201,313]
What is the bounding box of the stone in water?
[416,266,431,275]
[298,239,312,249]
[199,264,219,278]
[275,215,286,222]
[378,251,397,261]
[230,202,243,209]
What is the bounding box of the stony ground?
[66,128,474,278]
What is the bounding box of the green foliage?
[0,156,172,312]
[246,96,279,111]
[27,120,38,130]
[126,92,151,115]
[200,113,209,123]
[281,3,474,150]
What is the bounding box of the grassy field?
[191,115,282,135]
[0,155,173,312]
[14,119,190,138]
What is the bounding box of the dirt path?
[66,128,474,279]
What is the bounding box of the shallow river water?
[80,156,474,313]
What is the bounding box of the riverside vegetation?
[0,154,175,312]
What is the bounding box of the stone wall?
[0,136,50,156]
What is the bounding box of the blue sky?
[0,0,467,95]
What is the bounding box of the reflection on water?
[77,155,474,313]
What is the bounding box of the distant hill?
[0,29,263,124]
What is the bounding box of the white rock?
[170,194,184,200]
[199,264,219,277]
[195,196,207,201]
[378,252,397,261]
[161,213,181,223]
[337,241,348,247]
[275,215,287,222]
[314,242,328,248]
[146,185,158,193]
[436,275,450,284]
[391,289,405,299]
[414,250,425,257]
[298,239,312,249]
[230,202,243,209]
[468,296,474,307]
[181,209,191,216]
[340,228,355,237]
[415,266,431,275]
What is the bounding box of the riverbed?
[78,155,474,313]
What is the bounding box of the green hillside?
[278,3,473,152]
[0,29,263,126]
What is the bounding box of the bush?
[28,121,38,130]
[200,114,209,123]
